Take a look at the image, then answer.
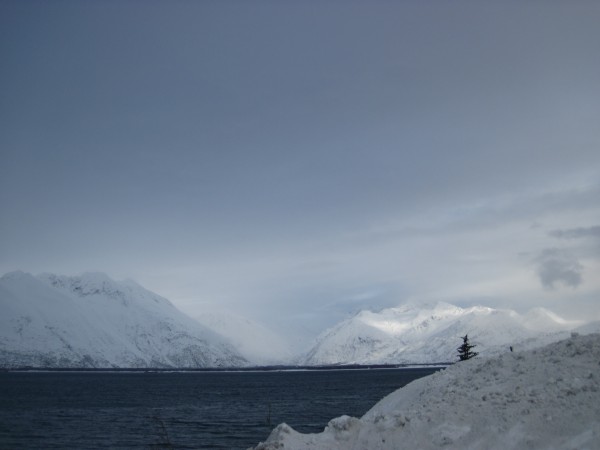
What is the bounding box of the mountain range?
[1,270,593,368]
[0,271,247,368]
[301,302,587,365]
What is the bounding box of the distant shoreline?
[1,363,451,373]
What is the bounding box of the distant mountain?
[0,271,247,368]
[194,310,294,365]
[301,302,584,365]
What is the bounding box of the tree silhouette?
[457,334,478,361]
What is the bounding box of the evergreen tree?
[457,334,478,361]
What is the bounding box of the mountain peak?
[38,272,130,300]
[1,271,247,368]
[1,270,33,281]
[0,271,46,291]
[303,302,583,365]
[78,271,113,283]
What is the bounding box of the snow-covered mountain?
[302,302,584,365]
[255,332,600,450]
[0,271,247,368]
[194,310,293,365]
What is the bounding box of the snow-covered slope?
[0,271,247,368]
[255,332,600,450]
[194,310,293,365]
[302,302,582,365]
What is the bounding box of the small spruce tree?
[457,334,478,361]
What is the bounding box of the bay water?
[0,368,440,449]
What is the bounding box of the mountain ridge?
[2,271,594,368]
[301,301,586,365]
[0,271,247,368]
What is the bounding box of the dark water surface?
[0,368,440,449]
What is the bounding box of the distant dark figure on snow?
[510,346,513,352]
[457,334,478,361]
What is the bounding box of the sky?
[1,1,599,346]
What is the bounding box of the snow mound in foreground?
[253,333,600,450]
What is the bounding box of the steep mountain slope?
[194,310,293,365]
[0,271,247,368]
[302,302,582,365]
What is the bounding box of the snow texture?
[0,271,247,368]
[302,302,584,365]
[253,332,600,450]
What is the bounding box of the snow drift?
[254,332,600,450]
[0,271,247,368]
[302,302,582,365]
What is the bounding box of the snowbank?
[253,332,600,449]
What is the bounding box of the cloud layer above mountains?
[1,1,599,338]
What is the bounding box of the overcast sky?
[1,1,599,344]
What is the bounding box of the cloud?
[549,225,600,240]
[534,248,583,289]
[548,224,600,259]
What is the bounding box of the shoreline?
[1,363,451,373]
